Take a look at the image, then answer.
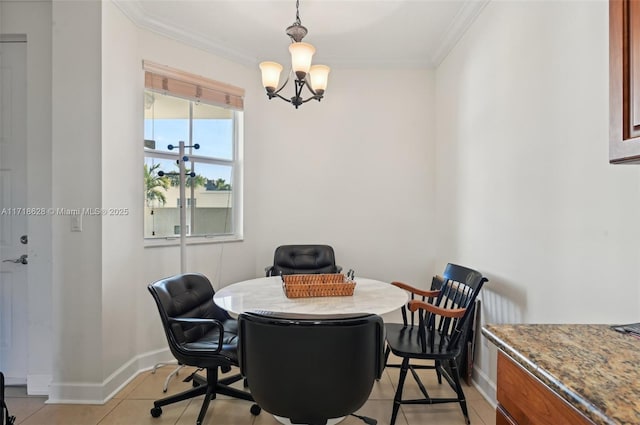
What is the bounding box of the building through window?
[143,61,244,241]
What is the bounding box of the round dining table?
[213,275,408,316]
[213,275,408,425]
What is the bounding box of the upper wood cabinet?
[610,0,640,163]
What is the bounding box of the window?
[174,225,189,235]
[143,61,244,242]
[176,198,196,207]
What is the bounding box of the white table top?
[214,276,408,316]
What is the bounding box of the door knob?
[20,235,27,244]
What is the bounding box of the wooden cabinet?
[496,405,517,425]
[495,352,596,425]
[610,0,640,163]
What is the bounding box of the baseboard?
[27,374,52,396]
[46,348,174,404]
[46,381,108,404]
[472,366,497,408]
[2,377,26,386]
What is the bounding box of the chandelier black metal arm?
[266,71,324,109]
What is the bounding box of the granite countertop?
[482,324,640,425]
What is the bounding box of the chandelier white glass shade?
[259,61,284,91]
[259,0,330,109]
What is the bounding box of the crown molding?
[112,0,257,67]
[322,57,432,70]
[430,0,490,67]
[113,0,489,70]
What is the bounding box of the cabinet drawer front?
[496,405,517,425]
[497,352,595,425]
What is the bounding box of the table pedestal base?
[274,415,345,425]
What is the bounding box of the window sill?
[144,234,243,248]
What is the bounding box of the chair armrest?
[168,317,224,352]
[391,281,440,298]
[407,300,466,318]
[336,265,343,273]
[265,266,274,277]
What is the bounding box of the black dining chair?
[265,244,342,276]
[147,273,260,425]
[238,311,384,425]
[384,263,488,425]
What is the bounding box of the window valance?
[143,60,244,110]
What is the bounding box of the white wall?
[0,0,53,395]
[435,0,640,403]
[251,68,437,284]
[50,0,103,402]
[101,0,145,398]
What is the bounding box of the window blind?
[143,60,244,110]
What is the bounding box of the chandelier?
[259,0,330,109]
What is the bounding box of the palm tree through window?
[144,90,241,240]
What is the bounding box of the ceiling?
[114,0,489,69]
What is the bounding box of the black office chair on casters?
[238,311,384,425]
[384,263,488,425]
[265,244,342,276]
[147,273,261,425]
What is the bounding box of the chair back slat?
[433,280,473,338]
[399,276,439,329]
[400,298,409,327]
[438,264,486,351]
[397,264,487,354]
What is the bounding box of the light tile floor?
[5,359,496,425]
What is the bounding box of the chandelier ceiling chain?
[293,0,301,27]
[259,0,330,109]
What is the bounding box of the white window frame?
[143,61,244,247]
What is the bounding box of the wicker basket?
[282,273,356,298]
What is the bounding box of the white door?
[0,38,28,384]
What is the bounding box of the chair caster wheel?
[250,404,261,415]
[150,406,162,418]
